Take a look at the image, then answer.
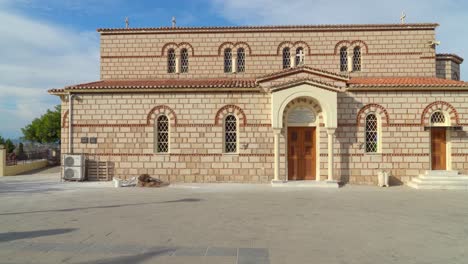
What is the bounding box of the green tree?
[4,139,15,153]
[16,142,26,159]
[21,105,61,143]
[0,135,4,145]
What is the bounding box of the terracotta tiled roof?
[97,23,438,33]
[436,53,464,64]
[348,77,468,87]
[48,78,258,93]
[256,65,349,83]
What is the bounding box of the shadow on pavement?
[77,247,176,264]
[0,198,202,216]
[0,228,77,243]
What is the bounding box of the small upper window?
[237,48,245,73]
[431,111,446,125]
[167,49,176,73]
[282,47,291,69]
[365,113,378,153]
[180,48,189,73]
[224,48,232,73]
[340,47,348,72]
[295,47,304,66]
[224,115,237,153]
[353,47,361,72]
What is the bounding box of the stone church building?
[49,22,468,186]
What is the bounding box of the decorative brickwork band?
[356,104,390,126]
[217,42,252,56]
[334,40,369,55]
[421,101,460,126]
[161,42,195,56]
[62,110,69,128]
[146,105,178,125]
[276,41,312,55]
[214,105,247,126]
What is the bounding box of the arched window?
[295,47,304,66]
[340,47,348,72]
[156,115,169,153]
[365,113,378,153]
[180,48,189,73]
[224,115,237,153]
[224,48,232,73]
[237,48,245,73]
[167,49,176,73]
[431,111,446,125]
[353,47,361,72]
[282,47,291,69]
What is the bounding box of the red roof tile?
[348,77,468,87]
[48,78,258,93]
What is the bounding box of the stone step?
[412,178,468,185]
[407,182,468,190]
[417,176,468,181]
[424,170,459,177]
[271,180,339,188]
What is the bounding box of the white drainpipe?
[69,94,75,154]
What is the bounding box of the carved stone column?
[272,128,282,182]
[327,128,336,181]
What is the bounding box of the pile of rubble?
[113,174,169,188]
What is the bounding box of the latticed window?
[431,111,446,125]
[180,48,189,73]
[365,114,378,153]
[167,49,176,73]
[295,47,304,66]
[283,47,291,69]
[224,115,237,153]
[353,47,361,71]
[237,48,245,73]
[224,48,232,73]
[340,47,348,72]
[156,115,169,153]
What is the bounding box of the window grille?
[224,115,237,153]
[283,47,291,69]
[156,115,169,153]
[340,47,348,72]
[431,111,445,124]
[167,49,176,73]
[180,48,189,73]
[224,48,232,73]
[237,48,245,73]
[295,47,304,66]
[353,47,361,71]
[365,114,378,153]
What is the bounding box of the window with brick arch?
[340,47,348,72]
[180,48,189,73]
[283,47,291,69]
[224,48,232,73]
[224,115,237,153]
[353,46,361,71]
[156,115,169,153]
[237,48,245,73]
[295,47,304,66]
[365,113,378,153]
[167,49,176,73]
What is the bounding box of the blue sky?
[1,0,467,139]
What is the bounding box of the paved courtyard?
[1,167,468,264]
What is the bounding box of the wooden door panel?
[431,128,446,170]
[288,127,316,180]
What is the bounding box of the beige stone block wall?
[100,29,436,80]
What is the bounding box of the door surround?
[429,111,452,171]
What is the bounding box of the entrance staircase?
[407,170,468,190]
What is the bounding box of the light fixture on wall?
[241,143,249,150]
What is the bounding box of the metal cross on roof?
[400,11,406,24]
[125,17,129,29]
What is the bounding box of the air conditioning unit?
[63,154,85,181]
[64,167,84,181]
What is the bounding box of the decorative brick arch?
[214,105,247,127]
[276,41,311,55]
[62,110,69,128]
[161,42,195,56]
[218,42,252,56]
[421,101,459,126]
[146,105,177,125]
[334,40,369,55]
[357,104,389,126]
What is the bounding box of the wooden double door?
[288,127,316,180]
[431,128,447,170]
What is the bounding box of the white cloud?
[210,0,468,78]
[0,6,99,138]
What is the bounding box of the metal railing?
[5,149,60,166]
